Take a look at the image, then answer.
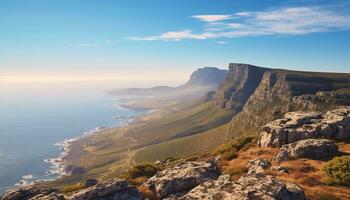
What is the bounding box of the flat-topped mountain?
[109,67,227,103]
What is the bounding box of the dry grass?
[218,143,350,200]
[138,186,156,200]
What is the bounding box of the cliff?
[221,65,350,137]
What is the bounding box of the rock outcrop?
[258,107,350,148]
[68,178,144,200]
[1,179,145,200]
[0,185,60,200]
[142,160,221,199]
[168,173,306,200]
[247,158,271,174]
[274,139,339,162]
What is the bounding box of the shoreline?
[43,102,155,181]
[10,97,156,191]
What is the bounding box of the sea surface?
[0,82,144,193]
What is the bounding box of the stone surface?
[271,166,289,173]
[142,160,221,199]
[84,179,98,188]
[247,158,271,174]
[1,186,59,200]
[168,173,306,200]
[274,139,339,162]
[258,107,350,147]
[68,178,144,200]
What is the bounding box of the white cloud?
[128,6,350,41]
[216,41,227,44]
[191,15,232,22]
[127,30,216,41]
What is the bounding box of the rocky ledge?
[258,107,350,148]
[274,139,339,162]
[142,160,221,199]
[1,179,145,200]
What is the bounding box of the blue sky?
[1,0,350,84]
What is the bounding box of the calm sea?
[0,82,144,193]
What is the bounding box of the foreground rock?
[1,179,144,200]
[168,173,306,200]
[142,160,221,199]
[0,185,61,200]
[274,139,339,162]
[68,178,144,200]
[258,107,350,147]
[247,158,271,174]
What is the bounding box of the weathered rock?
[274,139,339,162]
[258,107,350,147]
[247,158,271,174]
[1,185,59,200]
[165,175,236,200]
[142,160,221,199]
[271,166,289,173]
[84,179,98,188]
[168,173,306,200]
[68,178,144,200]
[30,193,65,200]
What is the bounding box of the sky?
[0,0,350,86]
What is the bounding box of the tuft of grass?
[315,193,341,200]
[61,183,85,194]
[123,163,159,180]
[212,136,256,160]
[323,156,350,186]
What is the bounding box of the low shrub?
[61,183,85,194]
[315,193,341,200]
[221,149,238,160]
[124,163,159,180]
[213,136,256,160]
[323,156,350,186]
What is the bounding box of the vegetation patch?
[61,183,85,194]
[323,156,350,186]
[123,163,159,180]
[213,136,256,160]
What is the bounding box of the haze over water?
[0,81,144,193]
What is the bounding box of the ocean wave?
[44,126,108,179]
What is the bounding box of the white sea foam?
[44,126,107,178]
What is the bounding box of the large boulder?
[142,160,221,199]
[68,178,144,200]
[258,107,350,147]
[0,185,60,200]
[168,174,306,200]
[274,139,339,162]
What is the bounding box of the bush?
[61,183,85,194]
[323,156,350,186]
[315,193,341,200]
[124,163,159,180]
[213,136,256,160]
[221,149,238,160]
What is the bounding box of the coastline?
[42,101,155,184]
[11,97,154,190]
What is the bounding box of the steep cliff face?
[225,67,350,137]
[213,63,269,112]
[181,67,228,87]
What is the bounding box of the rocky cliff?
[213,63,269,111]
[218,64,350,137]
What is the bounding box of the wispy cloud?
[191,15,232,22]
[127,6,350,41]
[69,39,117,47]
[216,41,227,44]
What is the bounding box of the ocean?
[0,82,144,193]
